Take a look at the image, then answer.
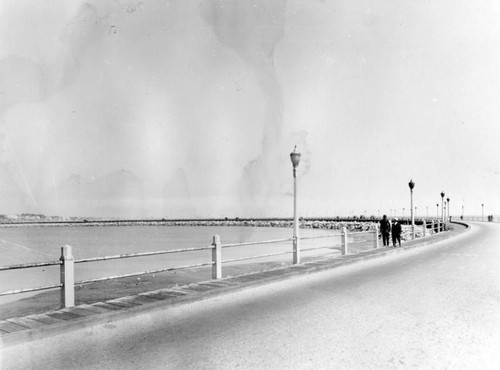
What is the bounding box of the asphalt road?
[2,221,499,369]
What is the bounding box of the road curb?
[0,223,469,346]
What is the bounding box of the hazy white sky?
[0,0,499,219]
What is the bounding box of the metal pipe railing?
[74,246,213,264]
[302,245,341,252]
[222,250,292,264]
[0,283,62,297]
[0,260,61,271]
[300,234,339,240]
[76,262,214,286]
[220,238,291,249]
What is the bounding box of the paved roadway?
[1,222,499,369]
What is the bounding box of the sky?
[0,0,499,219]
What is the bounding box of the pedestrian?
[380,214,391,247]
[391,218,402,247]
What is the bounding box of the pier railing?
[460,216,499,223]
[0,221,444,309]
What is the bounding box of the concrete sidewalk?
[0,223,468,346]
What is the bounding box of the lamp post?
[446,197,450,222]
[290,146,301,264]
[441,191,445,224]
[482,203,484,221]
[436,203,439,218]
[462,205,464,219]
[409,179,415,239]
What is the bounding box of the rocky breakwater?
[137,219,377,233]
[0,216,377,233]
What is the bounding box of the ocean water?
[0,225,341,304]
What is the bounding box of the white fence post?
[293,235,301,265]
[374,224,379,248]
[431,219,435,234]
[212,235,222,279]
[341,227,348,255]
[60,245,75,308]
[422,219,427,237]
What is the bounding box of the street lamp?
[482,203,484,221]
[409,179,415,239]
[436,203,439,218]
[441,191,445,224]
[290,146,301,264]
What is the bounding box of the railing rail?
[222,251,292,264]
[0,220,446,308]
[221,238,292,249]
[300,234,340,240]
[348,230,375,236]
[0,260,62,271]
[75,262,214,286]
[74,246,213,264]
[0,283,62,297]
[302,245,341,252]
[460,216,499,223]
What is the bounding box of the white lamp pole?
[409,179,415,239]
[290,146,301,264]
[441,191,445,224]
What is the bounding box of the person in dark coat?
[380,215,391,247]
[391,218,402,247]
